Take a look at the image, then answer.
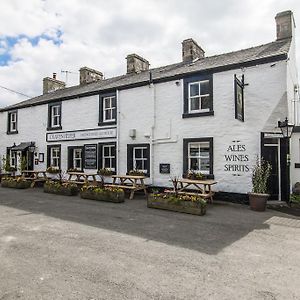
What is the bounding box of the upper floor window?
[48,102,62,130]
[103,96,116,122]
[183,74,213,118]
[234,74,245,122]
[99,93,117,126]
[188,81,210,113]
[7,110,18,134]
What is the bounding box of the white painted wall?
[118,61,288,193]
[0,58,291,195]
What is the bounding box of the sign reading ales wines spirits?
[224,141,249,176]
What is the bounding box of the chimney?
[43,73,65,94]
[126,54,150,74]
[275,10,295,40]
[79,66,103,85]
[182,38,205,62]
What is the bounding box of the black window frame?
[127,143,150,177]
[183,73,214,119]
[234,74,245,122]
[47,144,61,170]
[47,102,62,131]
[99,92,117,126]
[98,142,117,174]
[7,110,18,134]
[183,137,214,179]
[67,146,84,171]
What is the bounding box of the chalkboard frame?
[84,144,98,169]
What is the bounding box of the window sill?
[182,111,214,118]
[47,126,62,131]
[6,131,18,135]
[98,121,117,127]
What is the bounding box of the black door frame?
[261,132,289,202]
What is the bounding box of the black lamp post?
[278,117,294,204]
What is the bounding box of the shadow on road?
[0,187,283,255]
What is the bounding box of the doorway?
[261,135,280,200]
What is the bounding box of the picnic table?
[65,172,98,185]
[106,174,148,200]
[21,170,48,187]
[171,178,217,203]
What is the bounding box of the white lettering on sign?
[224,140,250,176]
[47,128,117,142]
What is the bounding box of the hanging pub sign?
[234,74,245,122]
[84,144,97,169]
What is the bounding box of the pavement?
[0,187,299,300]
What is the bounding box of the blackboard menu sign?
[159,163,170,174]
[84,144,97,169]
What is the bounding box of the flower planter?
[248,193,269,211]
[147,194,206,216]
[80,187,125,203]
[1,179,31,189]
[44,182,79,196]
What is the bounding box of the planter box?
[147,194,206,216]
[1,180,31,189]
[80,189,125,203]
[44,184,79,196]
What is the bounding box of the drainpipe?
[116,89,120,174]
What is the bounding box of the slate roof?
[0,38,291,112]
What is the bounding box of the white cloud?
[0,0,299,107]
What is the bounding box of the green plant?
[98,168,113,176]
[128,169,145,176]
[67,168,82,173]
[19,156,27,172]
[152,193,207,207]
[252,157,272,194]
[2,155,16,173]
[46,167,60,174]
[187,170,204,180]
[290,194,300,204]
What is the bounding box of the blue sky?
[0,0,299,107]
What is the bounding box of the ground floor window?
[183,138,213,177]
[10,151,17,168]
[67,146,83,171]
[127,144,150,176]
[98,142,116,172]
[47,145,61,169]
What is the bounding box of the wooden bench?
[109,175,148,200]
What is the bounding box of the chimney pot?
[182,38,205,62]
[126,54,150,74]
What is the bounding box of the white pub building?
[0,10,299,203]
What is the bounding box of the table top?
[68,172,97,176]
[178,178,217,185]
[112,174,146,179]
[22,170,46,174]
